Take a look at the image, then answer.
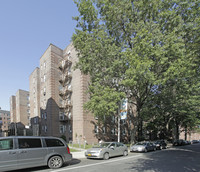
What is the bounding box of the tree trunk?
[184,126,187,140]
[175,119,180,140]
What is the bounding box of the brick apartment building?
[15,89,30,126]
[29,43,98,143]
[9,89,30,135]
[0,109,10,137]
[10,96,16,123]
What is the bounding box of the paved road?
[13,143,200,172]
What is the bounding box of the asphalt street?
[13,143,200,172]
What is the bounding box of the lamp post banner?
[120,99,128,120]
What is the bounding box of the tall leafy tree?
[72,0,200,142]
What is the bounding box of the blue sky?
[0,0,79,111]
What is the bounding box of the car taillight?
[67,146,70,154]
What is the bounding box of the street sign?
[120,99,127,120]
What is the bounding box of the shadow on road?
[126,144,200,172]
[10,158,81,172]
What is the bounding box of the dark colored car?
[153,140,167,150]
[173,139,185,146]
[183,140,191,145]
[192,140,199,144]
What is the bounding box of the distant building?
[29,68,41,136]
[10,96,16,123]
[29,67,40,119]
[0,109,10,137]
[10,89,30,127]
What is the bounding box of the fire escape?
[58,51,72,139]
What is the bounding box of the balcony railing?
[59,60,72,70]
[59,87,72,97]
[60,101,72,109]
[59,115,69,121]
[59,73,72,84]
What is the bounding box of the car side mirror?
[110,146,114,149]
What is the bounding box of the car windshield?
[155,141,161,144]
[135,142,146,146]
[94,142,111,148]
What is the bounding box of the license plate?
[88,154,92,156]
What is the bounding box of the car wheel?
[103,152,109,160]
[48,156,63,169]
[123,150,128,156]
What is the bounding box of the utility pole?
[118,114,120,142]
[118,103,121,142]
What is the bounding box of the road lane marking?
[53,154,143,172]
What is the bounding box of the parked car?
[130,142,156,153]
[0,136,72,171]
[192,140,199,144]
[85,142,128,160]
[173,139,185,146]
[153,140,167,150]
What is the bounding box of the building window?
[102,126,106,134]
[122,128,126,135]
[111,128,116,135]
[44,62,46,69]
[122,119,126,125]
[44,112,47,119]
[68,112,71,119]
[43,87,46,96]
[112,116,115,123]
[68,84,71,90]
[69,124,72,133]
[60,125,66,134]
[44,125,47,132]
[44,74,46,82]
[44,99,46,107]
[34,118,37,124]
[59,85,62,91]
[94,125,98,134]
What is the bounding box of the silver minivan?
[0,136,72,171]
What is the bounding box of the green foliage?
[72,0,200,141]
[84,83,125,119]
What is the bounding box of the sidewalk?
[71,150,86,159]
[69,146,86,159]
